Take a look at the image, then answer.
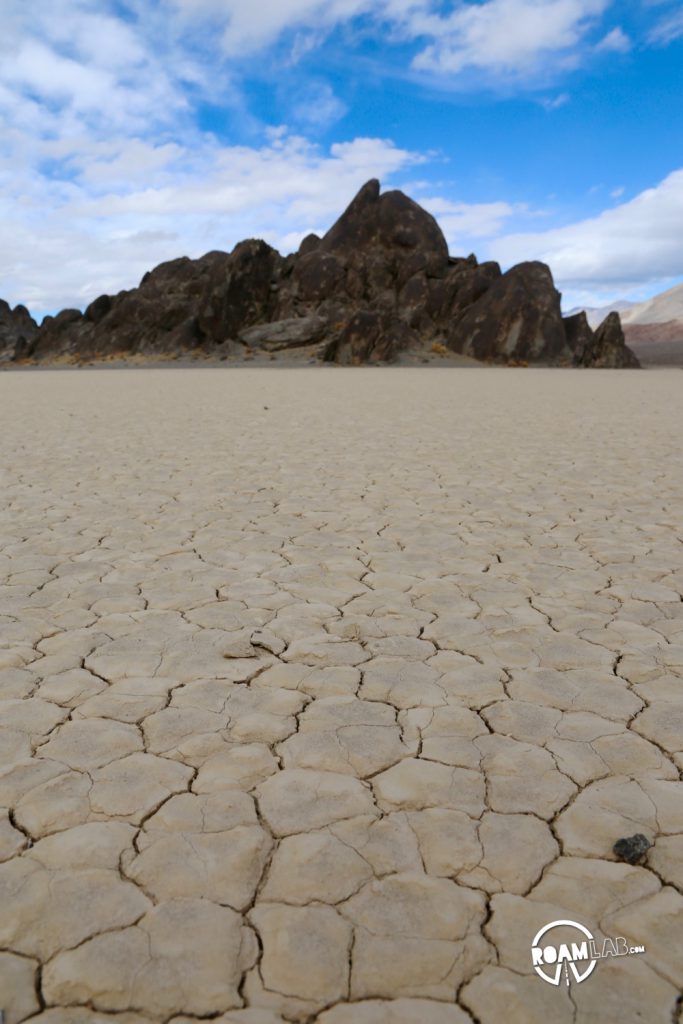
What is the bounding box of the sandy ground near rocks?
[1,367,682,1024]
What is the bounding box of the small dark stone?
[613,833,651,865]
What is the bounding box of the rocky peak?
[576,311,641,369]
[319,178,380,252]
[320,179,448,265]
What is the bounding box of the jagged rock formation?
[0,300,38,361]
[5,180,639,368]
[30,244,283,363]
[576,311,640,369]
[563,311,595,361]
[447,261,569,364]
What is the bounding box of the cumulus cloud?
[0,133,425,315]
[167,0,625,81]
[492,168,683,302]
[0,118,522,316]
[595,26,631,52]
[291,82,348,128]
[410,0,610,77]
[168,0,371,56]
[421,197,518,245]
[0,0,512,316]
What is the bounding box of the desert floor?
[1,367,682,1024]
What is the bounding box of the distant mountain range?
[572,282,683,367]
[622,282,683,325]
[567,300,637,329]
[568,281,683,328]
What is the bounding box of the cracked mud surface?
[1,366,682,1024]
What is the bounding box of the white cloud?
[540,92,571,110]
[166,0,624,82]
[410,0,609,77]
[167,0,371,55]
[648,7,683,45]
[291,82,348,128]
[0,129,427,315]
[0,0,489,317]
[0,104,519,318]
[492,168,683,303]
[595,26,631,52]
[0,4,206,156]
[421,197,517,244]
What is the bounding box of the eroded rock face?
[31,245,282,361]
[0,299,38,360]
[563,310,594,361]
[447,262,570,364]
[288,179,452,363]
[240,317,327,351]
[325,310,419,365]
[4,180,640,366]
[574,311,641,368]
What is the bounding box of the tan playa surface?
[1,366,682,1024]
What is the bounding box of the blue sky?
[1,0,682,318]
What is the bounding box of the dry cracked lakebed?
[0,366,682,1023]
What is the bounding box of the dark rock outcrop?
[296,179,453,362]
[447,262,571,364]
[323,310,418,365]
[30,241,286,362]
[0,300,38,361]
[3,179,640,368]
[574,311,641,368]
[563,311,594,361]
